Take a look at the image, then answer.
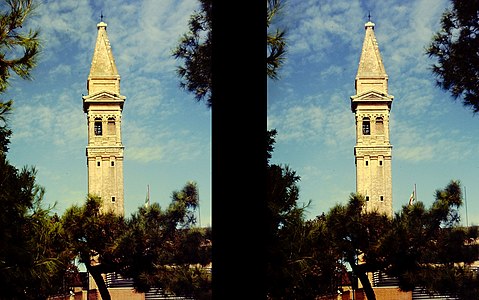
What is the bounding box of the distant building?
[351,20,393,218]
[83,20,125,215]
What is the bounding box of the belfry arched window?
[108,117,116,135]
[362,117,370,135]
[94,118,102,136]
[376,117,384,135]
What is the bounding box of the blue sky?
[5,0,211,226]
[268,0,479,226]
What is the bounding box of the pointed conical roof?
[354,21,388,95]
[351,21,393,112]
[87,22,121,95]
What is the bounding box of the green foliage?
[382,180,479,299]
[266,129,337,299]
[0,2,69,298]
[317,180,479,300]
[172,0,212,107]
[61,195,127,300]
[116,182,211,298]
[426,0,479,113]
[61,182,212,300]
[0,0,41,153]
[266,129,432,300]
[0,157,72,299]
[0,100,12,153]
[173,0,287,107]
[323,194,391,300]
[62,195,127,269]
[267,0,287,80]
[0,0,41,92]
[326,194,391,266]
[0,0,40,154]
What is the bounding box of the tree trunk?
[351,263,376,300]
[85,263,111,300]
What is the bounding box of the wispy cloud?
[29,0,198,81]
[284,0,363,62]
[123,118,205,164]
[48,64,72,78]
[391,77,436,117]
[106,0,198,75]
[12,91,85,154]
[31,1,95,61]
[393,120,474,162]
[122,76,167,117]
[127,146,164,163]
[320,65,344,78]
[268,92,354,151]
[270,104,323,142]
[373,0,449,78]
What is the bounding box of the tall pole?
[198,185,201,228]
[464,186,469,227]
[414,183,417,202]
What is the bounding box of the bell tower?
[351,21,393,217]
[83,21,126,215]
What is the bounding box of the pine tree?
[427,0,479,113]
[172,0,287,107]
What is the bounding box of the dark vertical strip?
[211,1,267,299]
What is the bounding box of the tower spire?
[355,20,388,96]
[86,19,120,96]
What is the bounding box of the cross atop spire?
[100,11,104,22]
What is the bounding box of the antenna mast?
[198,186,201,228]
[464,186,469,227]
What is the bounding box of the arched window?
[362,117,370,135]
[376,117,384,135]
[108,117,115,135]
[94,118,102,135]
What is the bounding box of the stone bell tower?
[83,21,125,215]
[351,21,393,217]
